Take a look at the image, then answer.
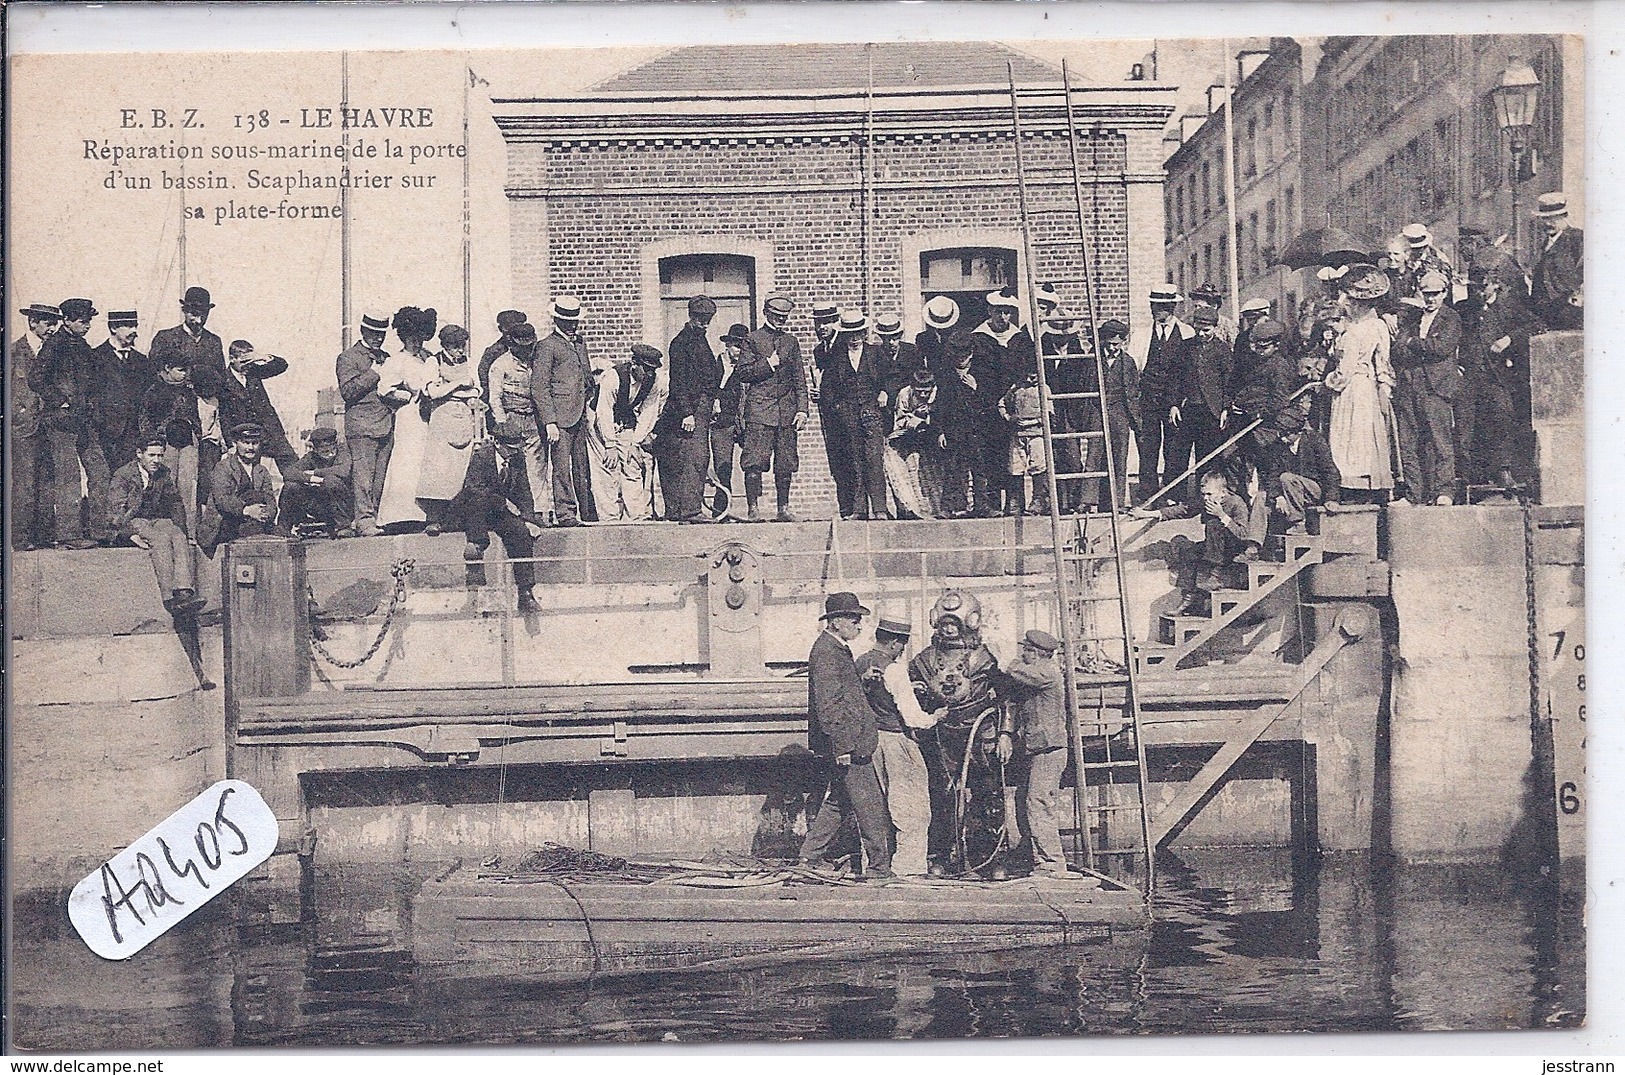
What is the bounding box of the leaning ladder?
[1007,61,1156,896]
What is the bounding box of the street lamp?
[1489,56,1541,257]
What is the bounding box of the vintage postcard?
[4,2,1594,1053]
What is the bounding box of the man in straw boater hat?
[872,314,919,421]
[808,301,857,518]
[1136,284,1195,506]
[533,294,595,527]
[800,592,894,881]
[11,303,61,551]
[855,615,945,879]
[150,285,227,381]
[1396,222,1455,305]
[1392,268,1464,505]
[335,309,396,536]
[90,308,154,474]
[914,294,960,377]
[820,309,892,519]
[737,294,809,522]
[32,297,115,548]
[1531,191,1583,331]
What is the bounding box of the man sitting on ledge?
[1133,469,1255,617]
[453,419,542,613]
[110,434,204,614]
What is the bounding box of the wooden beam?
[1148,620,1360,848]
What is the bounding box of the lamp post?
[1489,57,1541,262]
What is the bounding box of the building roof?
[592,41,1062,94]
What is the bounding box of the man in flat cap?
[90,310,155,474]
[110,434,202,612]
[737,294,809,522]
[656,295,721,522]
[453,419,543,613]
[1531,192,1583,331]
[1392,269,1463,504]
[1226,317,1299,489]
[487,320,552,523]
[532,295,594,527]
[478,309,530,424]
[31,298,114,548]
[801,592,893,880]
[201,421,278,554]
[590,343,668,522]
[335,311,395,535]
[1098,319,1139,510]
[279,426,355,538]
[996,630,1073,879]
[222,339,297,475]
[1188,282,1236,343]
[150,286,226,382]
[11,303,60,550]
[856,616,944,878]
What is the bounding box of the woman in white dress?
[417,323,484,535]
[375,306,439,529]
[1324,267,1397,501]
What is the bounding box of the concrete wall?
[1530,330,1584,507]
[1387,505,1533,863]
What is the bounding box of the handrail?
[1128,381,1317,512]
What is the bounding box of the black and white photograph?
[3,3,1602,1055]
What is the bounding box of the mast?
[1221,39,1242,322]
[463,63,474,332]
[340,51,353,348]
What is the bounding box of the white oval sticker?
[67,780,278,960]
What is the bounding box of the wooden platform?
[412,868,1148,983]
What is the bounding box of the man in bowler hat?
[335,310,395,535]
[801,592,894,880]
[150,286,227,381]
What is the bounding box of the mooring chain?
[308,557,418,669]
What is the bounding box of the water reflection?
[9,850,1584,1048]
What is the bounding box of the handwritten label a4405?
[67,780,277,960]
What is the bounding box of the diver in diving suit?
[908,591,1005,875]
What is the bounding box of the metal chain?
[1523,502,1542,739]
[308,557,417,669]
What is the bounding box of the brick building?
[494,42,1175,517]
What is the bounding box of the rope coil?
[308,557,417,669]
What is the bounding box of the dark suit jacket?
[336,340,393,439]
[532,329,592,428]
[1228,351,1297,421]
[90,342,156,453]
[875,341,921,402]
[737,326,808,428]
[1139,320,1196,421]
[201,452,277,550]
[1532,227,1583,315]
[109,460,189,539]
[1102,353,1140,429]
[1259,429,1342,502]
[820,340,885,411]
[454,442,537,521]
[659,322,720,433]
[29,330,97,431]
[1180,335,1234,419]
[806,629,878,759]
[149,325,225,380]
[1473,292,1545,392]
[140,380,205,448]
[914,329,954,377]
[12,335,46,440]
[1395,304,1465,401]
[221,358,295,462]
[969,323,1035,400]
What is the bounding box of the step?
[1158,613,1212,645]
[1209,588,1251,617]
